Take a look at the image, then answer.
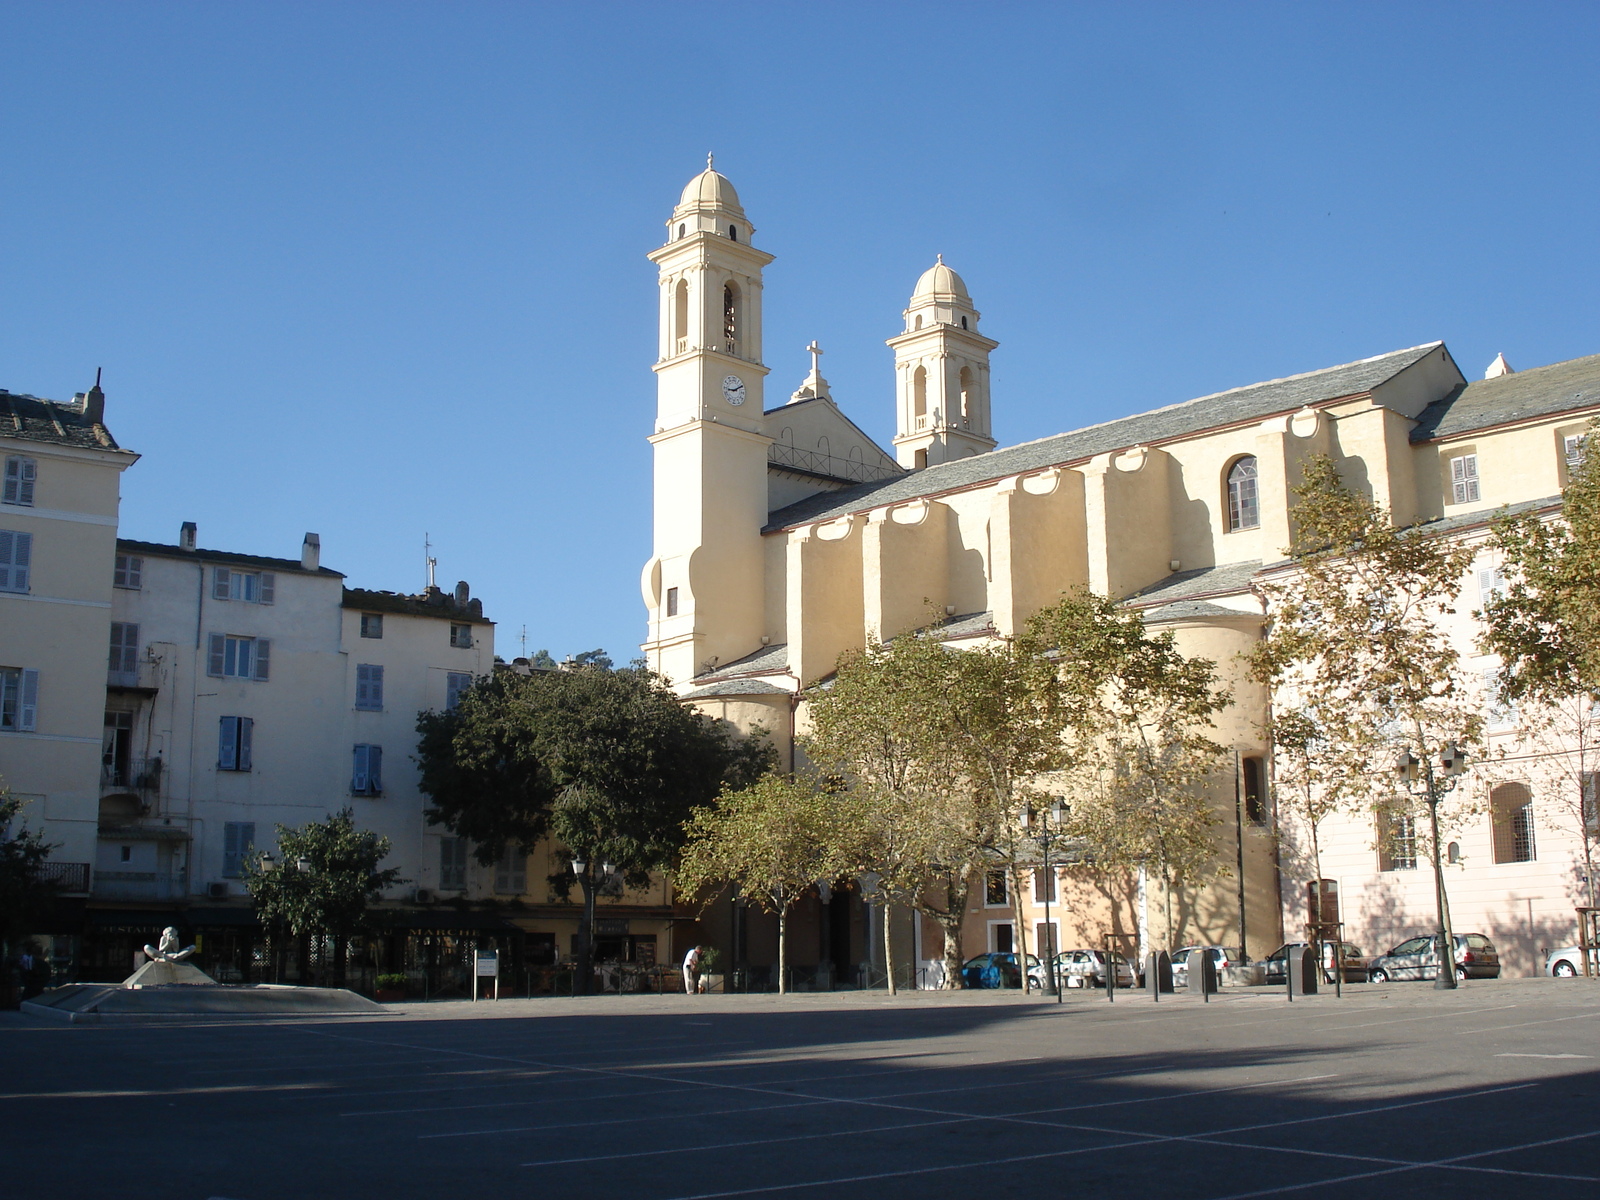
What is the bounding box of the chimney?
[81,369,105,424]
[301,533,321,571]
[454,580,470,606]
[180,521,197,551]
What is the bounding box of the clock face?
[722,374,746,406]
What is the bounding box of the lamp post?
[1020,799,1068,1002]
[1395,742,1468,991]
[571,857,594,995]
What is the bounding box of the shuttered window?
[446,671,472,710]
[0,530,33,593]
[355,664,383,711]
[1566,434,1588,471]
[352,744,383,794]
[360,613,383,639]
[494,845,527,895]
[218,716,253,771]
[222,821,256,878]
[3,456,36,506]
[212,567,275,604]
[108,622,140,682]
[450,623,473,649]
[1490,782,1537,863]
[1450,454,1481,504]
[113,554,143,589]
[0,667,40,731]
[439,837,468,891]
[207,634,270,681]
[1478,566,1505,606]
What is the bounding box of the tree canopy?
[0,789,57,952]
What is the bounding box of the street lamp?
[1395,741,1468,991]
[1021,799,1069,1002]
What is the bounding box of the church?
[641,160,1600,986]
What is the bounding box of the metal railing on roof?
[768,443,900,484]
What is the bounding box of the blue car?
[959,952,1042,989]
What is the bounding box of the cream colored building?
[641,162,1600,982]
[0,379,137,942]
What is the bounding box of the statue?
[143,927,196,964]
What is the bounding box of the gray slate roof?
[117,537,345,578]
[1143,600,1261,623]
[1,390,129,454]
[1128,560,1264,607]
[344,586,490,624]
[1411,353,1600,442]
[693,641,791,683]
[681,679,792,700]
[766,343,1442,531]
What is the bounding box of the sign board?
[476,952,499,977]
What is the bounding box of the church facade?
[642,162,1600,984]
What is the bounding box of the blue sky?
[3,2,1596,664]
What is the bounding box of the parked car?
[1170,945,1245,987]
[1260,941,1367,984]
[1545,946,1600,977]
[1367,933,1500,982]
[960,952,1043,989]
[1052,949,1136,989]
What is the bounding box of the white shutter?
[1478,568,1503,604]
[239,717,253,771]
[214,567,231,599]
[219,716,238,769]
[18,669,38,731]
[16,458,34,505]
[259,573,275,604]
[253,638,270,681]
[0,531,32,592]
[207,633,226,676]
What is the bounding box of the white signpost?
[474,949,500,1001]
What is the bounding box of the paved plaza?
[5,978,1599,1199]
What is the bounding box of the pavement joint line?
[1200,1125,1600,1199]
[518,1114,977,1167]
[341,1083,703,1118]
[1180,1130,1600,1185]
[1001,1073,1339,1118]
[420,1096,836,1139]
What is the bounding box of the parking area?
[5,978,1599,1199]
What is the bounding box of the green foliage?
[242,808,402,940]
[530,649,559,671]
[1251,454,1484,873]
[0,789,58,947]
[1025,590,1230,890]
[375,973,408,990]
[1483,420,1600,705]
[572,648,614,670]
[416,664,773,876]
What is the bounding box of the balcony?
[38,862,90,894]
[93,870,188,901]
[101,756,161,797]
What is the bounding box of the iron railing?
[768,442,901,484]
[37,862,90,893]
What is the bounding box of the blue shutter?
[1,458,16,504]
[371,665,382,709]
[18,669,38,731]
[213,567,231,599]
[352,745,369,793]
[253,638,270,681]
[259,573,275,604]
[16,458,34,505]
[11,531,28,592]
[207,633,226,677]
[219,717,238,770]
[0,530,10,591]
[369,744,381,792]
[239,717,253,771]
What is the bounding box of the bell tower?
[641,158,774,685]
[887,257,998,468]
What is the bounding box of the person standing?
[682,944,702,995]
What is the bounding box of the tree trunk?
[777,906,788,994]
[1009,861,1031,994]
[883,901,897,994]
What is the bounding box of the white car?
[1545,946,1600,977]
[1171,945,1245,987]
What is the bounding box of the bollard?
[1287,945,1319,1000]
[1194,949,1218,1002]
[1146,950,1174,1000]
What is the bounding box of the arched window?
[728,224,738,241]
[817,435,830,458]
[673,279,689,352]
[960,315,968,329]
[1490,782,1536,863]
[1226,456,1260,531]
[722,283,738,354]
[958,366,975,422]
[912,366,928,421]
[677,223,686,239]
[914,448,928,470]
[914,314,923,330]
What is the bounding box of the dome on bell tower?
[679,164,743,213]
[911,255,969,301]
[666,155,754,243]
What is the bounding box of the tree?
[805,632,985,991]
[0,789,58,959]
[1251,455,1484,964]
[572,648,614,670]
[530,649,559,670]
[676,774,863,993]
[1482,420,1600,903]
[242,808,402,985]
[1025,590,1230,956]
[416,663,772,993]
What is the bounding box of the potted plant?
[374,973,408,1002]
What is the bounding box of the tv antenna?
[424,533,438,590]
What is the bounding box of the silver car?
[1367,933,1500,982]
[1053,948,1136,989]
[1546,946,1600,977]
[1170,945,1244,987]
